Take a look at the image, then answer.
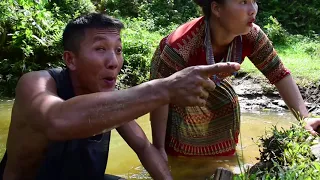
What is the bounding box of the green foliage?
[257,0,320,36]
[46,0,96,20]
[97,0,143,17]
[98,0,200,29]
[143,0,200,28]
[264,16,289,45]
[97,0,320,36]
[235,123,320,179]
[118,18,163,87]
[240,33,320,85]
[0,0,66,96]
[281,34,320,62]
[0,0,319,96]
[0,0,95,97]
[294,37,320,59]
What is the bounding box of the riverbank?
[1,74,319,116]
[232,74,320,116]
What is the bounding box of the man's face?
[72,28,124,93]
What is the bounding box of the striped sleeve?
[246,25,290,84]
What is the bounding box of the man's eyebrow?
[93,36,106,42]
[92,36,122,43]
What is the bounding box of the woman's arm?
[150,105,169,161]
[275,75,320,135]
[275,75,309,118]
[246,25,320,135]
[117,121,172,180]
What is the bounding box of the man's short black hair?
[63,13,124,54]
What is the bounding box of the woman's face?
[215,0,258,35]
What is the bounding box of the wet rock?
[232,77,320,115]
[305,102,313,109]
[312,107,320,116]
[311,144,320,160]
[266,103,286,112]
[248,161,273,175]
[271,100,287,109]
[211,167,233,180]
[232,164,254,175]
[233,79,264,96]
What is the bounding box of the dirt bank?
[232,75,320,116]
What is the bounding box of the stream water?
[0,100,296,179]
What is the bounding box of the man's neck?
[69,70,88,96]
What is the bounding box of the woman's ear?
[211,1,221,18]
[63,51,77,70]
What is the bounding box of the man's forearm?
[48,79,170,140]
[275,75,309,119]
[137,144,172,180]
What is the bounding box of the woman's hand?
[304,117,320,136]
[159,148,168,163]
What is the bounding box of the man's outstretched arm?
[17,62,240,141]
[16,71,171,141]
[117,121,172,180]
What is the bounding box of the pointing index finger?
[199,62,241,77]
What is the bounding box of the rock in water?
[211,167,233,180]
[311,143,320,160]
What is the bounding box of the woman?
[150,0,320,160]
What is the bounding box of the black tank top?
[0,68,111,180]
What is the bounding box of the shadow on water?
[0,100,296,179]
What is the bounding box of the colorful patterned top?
[150,17,290,156]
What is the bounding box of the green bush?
[118,18,163,87]
[97,0,143,17]
[263,16,289,45]
[97,0,200,29]
[0,0,166,96]
[282,34,320,59]
[257,0,320,36]
[97,0,320,36]
[0,0,66,96]
[1,0,319,97]
[0,0,96,97]
[46,0,96,20]
[235,123,320,179]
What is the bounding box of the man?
[0,13,240,180]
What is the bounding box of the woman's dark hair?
[193,0,225,17]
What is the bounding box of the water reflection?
[0,99,13,158]
[0,100,296,179]
[107,112,296,179]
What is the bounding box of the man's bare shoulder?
[11,69,63,131]
[15,70,57,101]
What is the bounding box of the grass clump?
[235,119,320,180]
[240,34,320,87]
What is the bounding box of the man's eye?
[116,47,122,54]
[96,47,106,51]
